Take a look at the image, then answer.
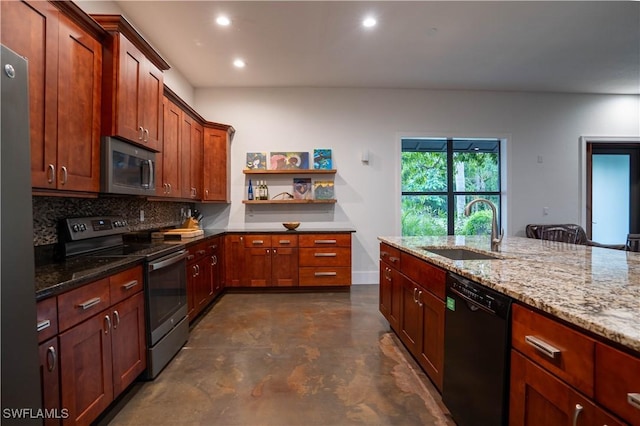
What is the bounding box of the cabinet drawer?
[206,237,222,254]
[299,248,351,267]
[187,241,209,261]
[36,297,58,343]
[400,252,445,300]
[595,343,640,425]
[380,243,401,269]
[58,278,111,332]
[299,233,350,247]
[244,235,272,247]
[299,267,351,286]
[273,235,298,247]
[109,265,143,305]
[512,304,595,397]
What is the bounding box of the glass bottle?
[248,179,254,200]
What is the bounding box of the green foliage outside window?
[401,141,500,236]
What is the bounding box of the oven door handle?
[148,250,187,271]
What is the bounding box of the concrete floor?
[100,285,454,425]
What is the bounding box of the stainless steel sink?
[421,247,502,260]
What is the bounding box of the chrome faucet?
[464,198,504,252]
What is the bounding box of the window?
[401,138,501,236]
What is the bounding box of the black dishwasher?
[443,272,512,426]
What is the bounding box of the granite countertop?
[378,235,640,354]
[35,256,144,301]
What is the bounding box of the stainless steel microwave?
[101,137,156,196]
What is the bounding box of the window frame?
[401,137,502,236]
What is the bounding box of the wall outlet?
[140,209,145,222]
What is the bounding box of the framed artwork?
[246,152,267,170]
[313,180,334,200]
[293,178,312,200]
[269,152,310,170]
[313,149,332,169]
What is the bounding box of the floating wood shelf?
[243,169,336,175]
[242,199,337,205]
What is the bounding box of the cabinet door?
[114,34,145,145]
[191,121,204,200]
[202,128,230,202]
[180,112,193,198]
[400,274,421,356]
[186,260,197,320]
[60,311,113,426]
[56,14,101,192]
[159,97,181,197]
[196,257,213,308]
[379,262,392,320]
[1,0,58,189]
[111,292,146,396]
[39,337,61,426]
[245,248,271,287]
[510,350,624,426]
[224,235,245,287]
[272,247,298,286]
[140,60,163,151]
[418,289,444,391]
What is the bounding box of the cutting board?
[157,228,204,239]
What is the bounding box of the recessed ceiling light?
[233,59,246,68]
[362,16,377,28]
[216,15,231,26]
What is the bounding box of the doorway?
[586,142,640,244]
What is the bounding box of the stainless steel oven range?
[59,216,189,379]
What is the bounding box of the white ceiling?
[112,1,640,94]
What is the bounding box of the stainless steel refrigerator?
[1,44,42,424]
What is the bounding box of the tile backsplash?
[33,196,194,246]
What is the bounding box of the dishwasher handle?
[448,287,497,315]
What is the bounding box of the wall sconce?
[361,149,370,165]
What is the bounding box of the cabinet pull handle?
[525,335,561,359]
[273,249,277,255]
[60,166,68,185]
[138,126,144,140]
[168,183,172,193]
[209,244,218,250]
[36,319,51,332]
[113,310,120,329]
[252,240,264,245]
[314,252,336,257]
[122,280,139,290]
[314,239,336,244]
[279,240,291,244]
[572,404,583,426]
[205,189,209,196]
[77,297,101,310]
[197,250,206,256]
[314,272,337,276]
[211,255,217,266]
[104,315,111,334]
[47,164,55,184]
[143,128,149,142]
[389,256,399,263]
[46,346,56,372]
[628,393,640,410]
[187,254,195,261]
[417,291,424,307]
[413,287,418,303]
[381,251,388,257]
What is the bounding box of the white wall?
[194,87,640,283]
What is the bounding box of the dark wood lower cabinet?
[510,350,623,426]
[38,337,61,426]
[59,293,145,426]
[417,288,444,391]
[60,311,113,426]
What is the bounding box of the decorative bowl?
[283,222,300,231]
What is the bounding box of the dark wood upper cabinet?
[1,1,104,193]
[92,15,168,152]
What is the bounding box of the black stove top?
[90,240,184,261]
[60,216,184,261]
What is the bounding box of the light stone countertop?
[378,235,640,354]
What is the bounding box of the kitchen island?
[379,235,639,352]
[379,235,640,426]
